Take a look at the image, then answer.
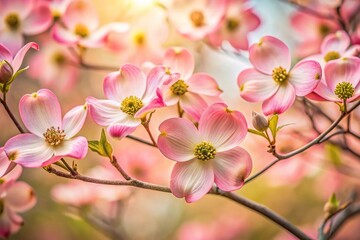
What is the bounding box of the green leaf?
[99,129,113,159]
[87,129,113,159]
[268,114,278,139]
[248,128,267,138]
[325,143,342,166]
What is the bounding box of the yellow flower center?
[133,31,146,46]
[52,52,67,66]
[170,80,189,96]
[190,10,205,27]
[226,18,239,32]
[334,82,354,100]
[194,141,216,161]
[272,66,288,84]
[319,24,330,37]
[74,23,89,38]
[120,96,144,116]
[43,127,66,146]
[324,51,340,62]
[5,13,20,31]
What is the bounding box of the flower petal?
[0,30,24,55]
[19,89,62,137]
[170,160,214,203]
[0,44,12,63]
[62,0,99,31]
[4,134,53,168]
[163,47,194,80]
[321,30,350,53]
[249,36,291,74]
[62,104,88,139]
[51,24,79,46]
[324,57,360,92]
[103,64,146,102]
[0,148,16,178]
[262,83,296,115]
[288,60,322,96]
[53,137,88,160]
[12,42,39,73]
[187,73,222,96]
[22,4,52,35]
[309,81,339,102]
[5,182,36,213]
[158,118,200,162]
[107,116,141,139]
[199,103,248,152]
[180,92,208,122]
[213,147,252,191]
[238,68,278,102]
[86,97,125,126]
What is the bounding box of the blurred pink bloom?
[4,89,88,167]
[52,165,130,207]
[308,57,360,102]
[106,7,168,65]
[52,0,128,48]
[0,166,36,238]
[27,39,79,92]
[161,47,222,121]
[238,36,322,115]
[87,64,169,139]
[168,0,227,40]
[208,0,261,50]
[0,42,38,84]
[291,12,339,57]
[0,0,52,54]
[158,103,252,203]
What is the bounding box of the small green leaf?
[88,129,113,159]
[99,129,113,159]
[268,114,278,139]
[325,143,342,166]
[248,128,267,138]
[329,193,339,207]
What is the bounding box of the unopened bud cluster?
[252,111,269,132]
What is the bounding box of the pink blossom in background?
[87,64,171,139]
[161,47,222,121]
[208,0,261,50]
[27,39,79,92]
[52,0,129,48]
[168,0,227,41]
[0,166,36,238]
[291,11,339,57]
[106,6,168,65]
[308,57,360,102]
[238,36,322,115]
[4,89,88,167]
[0,42,39,84]
[158,103,252,203]
[0,0,52,54]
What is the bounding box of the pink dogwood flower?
[87,64,170,139]
[0,147,16,178]
[0,42,38,86]
[208,0,261,50]
[52,0,128,48]
[161,47,222,121]
[308,57,360,103]
[238,36,322,115]
[168,0,227,40]
[0,0,52,54]
[4,89,88,168]
[0,165,36,238]
[157,103,252,203]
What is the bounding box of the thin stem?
[111,156,131,181]
[327,203,360,239]
[214,190,312,240]
[279,0,335,20]
[0,97,25,133]
[126,135,155,147]
[244,159,282,185]
[61,158,77,176]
